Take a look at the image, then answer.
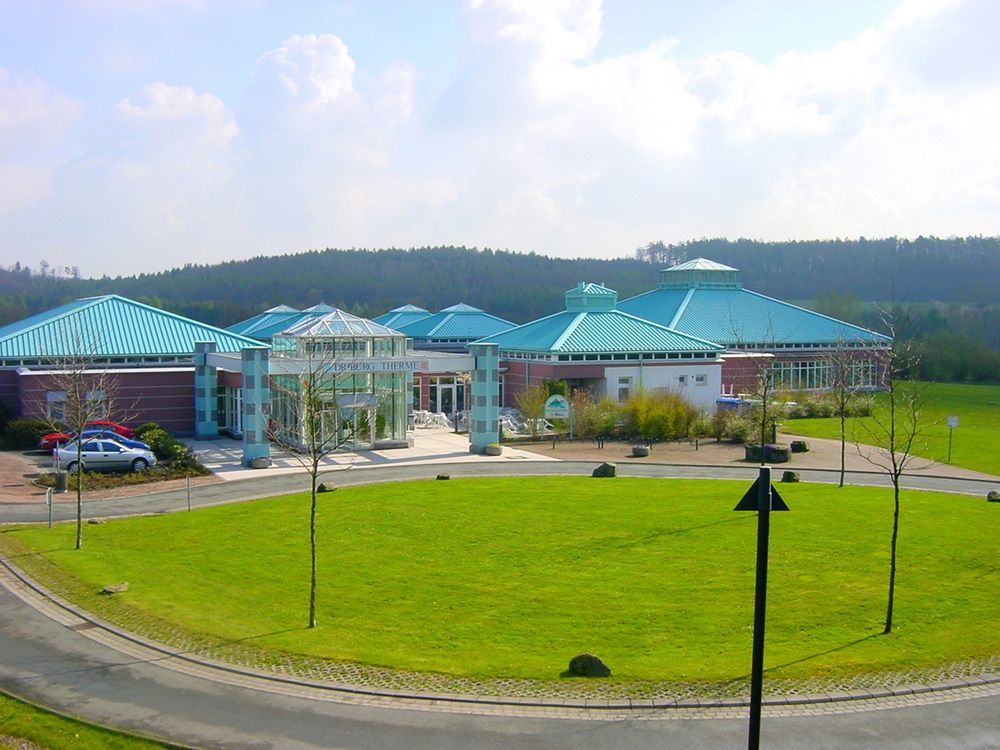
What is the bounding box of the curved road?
[2,460,999,749]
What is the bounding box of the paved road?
[3,460,998,525]
[2,460,999,749]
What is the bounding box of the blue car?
[79,429,151,451]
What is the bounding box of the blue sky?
[1,0,996,278]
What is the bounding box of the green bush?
[569,391,622,438]
[134,422,163,441]
[722,416,753,443]
[132,421,204,470]
[620,389,697,441]
[688,412,715,439]
[3,418,52,450]
[141,428,175,460]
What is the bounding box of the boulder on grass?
[781,471,800,483]
[101,582,129,595]
[592,462,617,478]
[988,490,1000,503]
[436,473,450,480]
[568,653,611,677]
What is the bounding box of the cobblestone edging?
[3,557,998,711]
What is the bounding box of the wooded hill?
[636,236,1000,304]
[2,237,998,329]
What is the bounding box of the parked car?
[55,438,157,473]
[78,429,150,451]
[39,420,135,451]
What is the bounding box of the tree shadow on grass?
[718,632,883,688]
[608,514,752,552]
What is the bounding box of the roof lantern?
[658,257,742,290]
[389,304,429,313]
[279,309,400,338]
[264,304,299,313]
[564,282,618,312]
[303,303,336,313]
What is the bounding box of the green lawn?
[784,382,1000,476]
[2,477,997,683]
[0,689,172,749]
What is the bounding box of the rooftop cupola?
[565,282,618,312]
[658,258,742,290]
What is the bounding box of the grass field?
[2,477,997,683]
[784,382,1000,476]
[0,689,170,749]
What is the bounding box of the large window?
[773,359,878,390]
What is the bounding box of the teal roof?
[228,303,350,342]
[0,295,262,359]
[395,304,515,341]
[484,310,722,354]
[479,283,722,355]
[620,286,891,347]
[228,310,311,341]
[372,305,431,329]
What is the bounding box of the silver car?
[56,438,157,473]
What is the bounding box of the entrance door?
[439,386,454,419]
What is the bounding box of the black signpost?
[734,465,790,750]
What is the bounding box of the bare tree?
[827,336,877,487]
[37,323,133,550]
[267,337,360,629]
[855,331,930,634]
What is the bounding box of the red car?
[39,420,135,451]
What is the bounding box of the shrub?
[722,416,753,443]
[134,422,163,441]
[131,421,204,471]
[141,428,176,460]
[620,389,697,441]
[688,412,715,439]
[3,418,52,450]
[569,390,621,438]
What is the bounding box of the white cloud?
[256,34,357,109]
[0,69,82,217]
[3,0,998,277]
[0,69,82,156]
[116,83,237,144]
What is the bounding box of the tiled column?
[193,341,219,439]
[241,347,271,467]
[469,343,500,454]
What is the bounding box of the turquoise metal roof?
[228,303,359,342]
[228,310,312,341]
[620,257,890,345]
[483,309,722,354]
[477,283,723,355]
[372,305,432,329]
[395,304,515,341]
[619,287,891,346]
[0,295,262,359]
